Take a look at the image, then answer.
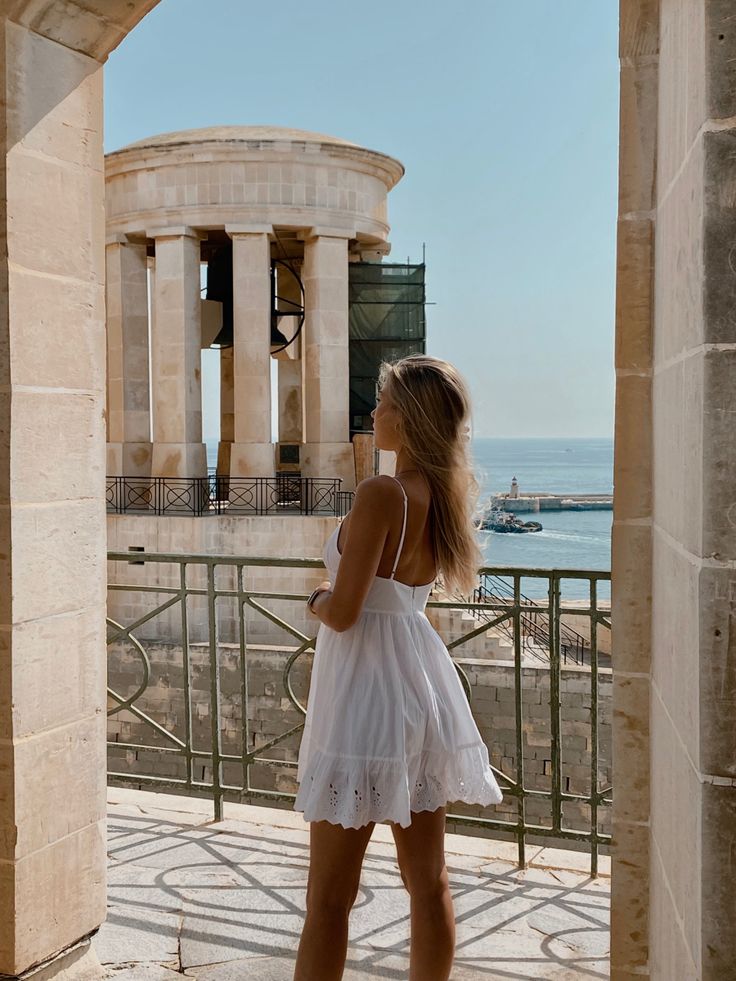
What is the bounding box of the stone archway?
[1,3,734,979]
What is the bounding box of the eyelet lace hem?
[293,742,503,830]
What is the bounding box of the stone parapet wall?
[107,641,612,843]
[107,512,336,645]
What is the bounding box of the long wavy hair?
[377,354,483,595]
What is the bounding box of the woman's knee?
[305,877,361,917]
[401,864,451,903]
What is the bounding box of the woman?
[293,354,502,981]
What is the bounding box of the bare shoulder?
[353,474,403,511]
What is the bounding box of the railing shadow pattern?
[106,552,612,875]
[98,806,610,978]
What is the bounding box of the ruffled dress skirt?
[293,529,503,829]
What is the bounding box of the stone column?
[149,227,207,478]
[226,225,274,477]
[217,345,234,477]
[610,5,657,974]
[353,432,376,483]
[105,235,152,476]
[0,20,107,979]
[614,2,736,977]
[275,260,303,446]
[302,231,355,490]
[649,2,736,976]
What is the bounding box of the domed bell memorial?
[104,126,421,507]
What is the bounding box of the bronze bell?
[205,242,290,349]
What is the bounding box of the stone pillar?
[217,345,234,477]
[105,235,152,476]
[650,2,736,976]
[614,2,736,978]
[0,19,107,979]
[302,231,355,490]
[149,227,207,478]
[278,359,303,445]
[353,432,376,484]
[226,225,274,477]
[610,5,657,974]
[275,261,303,445]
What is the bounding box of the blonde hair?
[378,354,482,595]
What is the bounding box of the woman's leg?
[390,807,455,981]
[293,818,375,981]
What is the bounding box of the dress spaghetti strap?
[389,476,409,580]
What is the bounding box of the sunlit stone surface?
[98,789,611,980]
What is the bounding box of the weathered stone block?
[610,818,649,976]
[615,218,653,371]
[619,0,659,57]
[653,125,704,362]
[649,836,699,980]
[650,688,702,968]
[657,0,706,193]
[613,373,652,522]
[0,818,106,975]
[8,266,105,392]
[612,674,649,824]
[705,2,736,120]
[652,355,704,557]
[701,349,736,562]
[617,63,658,215]
[698,565,736,777]
[701,780,736,978]
[11,499,106,621]
[10,390,104,504]
[651,535,700,763]
[611,521,651,675]
[702,130,736,346]
[0,606,105,742]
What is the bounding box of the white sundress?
[293,476,503,829]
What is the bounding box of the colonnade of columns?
[105,224,356,487]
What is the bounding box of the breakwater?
[490,493,612,513]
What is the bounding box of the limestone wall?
[613,3,736,977]
[105,128,403,243]
[107,641,612,846]
[107,513,336,646]
[647,3,736,973]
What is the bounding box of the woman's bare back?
[337,473,437,587]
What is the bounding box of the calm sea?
[206,436,613,598]
[473,437,613,599]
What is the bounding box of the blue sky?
[105,0,619,440]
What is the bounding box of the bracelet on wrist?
[307,586,327,613]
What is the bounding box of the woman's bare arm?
[309,476,402,632]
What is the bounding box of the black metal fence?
[106,475,352,517]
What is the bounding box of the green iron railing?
[106,551,612,875]
[474,574,597,666]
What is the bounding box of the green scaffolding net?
[348,262,427,435]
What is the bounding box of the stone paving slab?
[96,906,180,966]
[98,788,610,980]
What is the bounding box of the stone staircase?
[427,603,515,661]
